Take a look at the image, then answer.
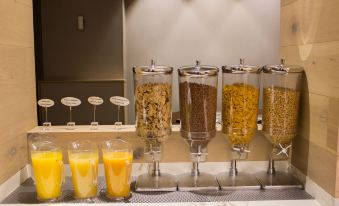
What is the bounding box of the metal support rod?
[117,106,120,122]
[93,105,96,122]
[191,144,202,176]
[267,158,275,175]
[152,161,161,177]
[229,159,238,176]
[191,162,200,177]
[45,107,48,122]
[69,106,72,122]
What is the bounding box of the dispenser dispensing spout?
[232,146,250,153]
[240,58,245,67]
[236,58,245,71]
[150,59,155,72]
[195,60,201,72]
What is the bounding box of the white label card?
[88,96,104,106]
[110,96,130,107]
[38,99,55,108]
[61,97,81,107]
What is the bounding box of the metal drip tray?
[1,177,312,204]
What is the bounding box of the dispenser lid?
[263,58,304,74]
[222,58,260,74]
[133,60,173,74]
[178,60,219,76]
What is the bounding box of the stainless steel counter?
[2,177,312,204]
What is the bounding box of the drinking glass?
[101,139,133,200]
[30,140,64,202]
[68,140,98,199]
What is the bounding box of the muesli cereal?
[135,83,172,143]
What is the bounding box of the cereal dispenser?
[133,60,176,191]
[177,61,219,191]
[217,59,261,189]
[256,59,303,188]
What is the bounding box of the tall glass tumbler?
[30,140,64,202]
[68,140,98,199]
[102,139,133,200]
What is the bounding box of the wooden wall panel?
[281,41,339,98]
[281,0,339,197]
[307,141,337,196]
[0,0,33,47]
[0,0,37,184]
[281,0,339,46]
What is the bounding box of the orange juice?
[103,151,133,199]
[69,152,98,199]
[31,151,63,201]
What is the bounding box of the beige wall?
[0,0,37,184]
[124,0,281,124]
[281,0,339,197]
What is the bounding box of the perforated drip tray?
[2,177,313,204]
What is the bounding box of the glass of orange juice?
[68,140,98,200]
[102,139,133,200]
[30,140,64,202]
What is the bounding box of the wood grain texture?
[0,0,34,47]
[293,129,338,197]
[307,93,338,155]
[281,41,339,98]
[307,141,337,197]
[0,0,36,185]
[281,0,339,198]
[0,136,28,184]
[281,0,297,7]
[293,92,339,195]
[281,0,339,46]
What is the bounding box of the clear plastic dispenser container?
[217,58,261,190]
[177,60,219,191]
[256,58,304,189]
[133,60,176,191]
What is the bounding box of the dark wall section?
[38,81,126,125]
[41,0,123,80]
[34,0,125,125]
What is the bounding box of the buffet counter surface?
[0,162,319,206]
[1,175,318,205]
[0,126,322,205]
[0,200,321,206]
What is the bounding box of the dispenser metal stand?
[133,60,176,192]
[256,145,303,189]
[217,58,262,190]
[177,144,219,191]
[257,59,304,189]
[135,143,177,192]
[217,148,260,190]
